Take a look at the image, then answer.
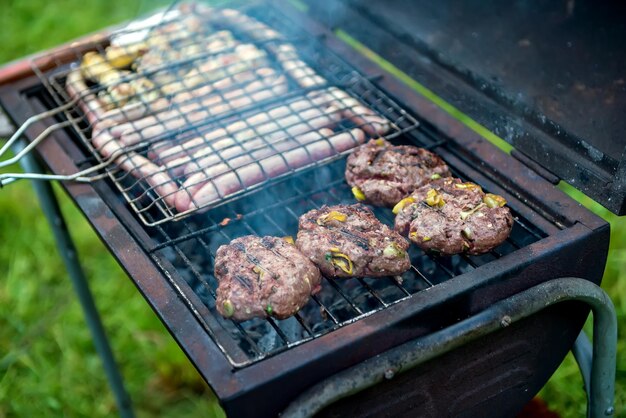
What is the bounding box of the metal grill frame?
[0,1,610,417]
[20,1,547,370]
[26,2,420,226]
[144,153,547,369]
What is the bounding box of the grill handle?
[0,104,113,187]
[282,278,617,418]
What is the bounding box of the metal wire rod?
[0,106,125,187]
[0,98,79,161]
[282,277,616,418]
[573,330,594,408]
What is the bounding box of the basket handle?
[0,101,115,187]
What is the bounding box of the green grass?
[541,183,626,417]
[0,1,224,417]
[1,2,625,417]
[0,173,225,417]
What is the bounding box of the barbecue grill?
[0,0,621,417]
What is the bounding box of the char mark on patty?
[296,203,411,278]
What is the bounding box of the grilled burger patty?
[345,138,451,207]
[394,177,513,255]
[296,204,411,278]
[214,235,322,321]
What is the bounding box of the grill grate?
[23,2,547,369]
[28,2,419,226]
[144,143,545,367]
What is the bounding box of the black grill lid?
[305,0,626,215]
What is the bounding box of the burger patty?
[296,204,411,278]
[394,177,513,255]
[214,235,322,321]
[345,138,451,207]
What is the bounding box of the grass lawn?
[0,1,624,417]
[1,1,224,417]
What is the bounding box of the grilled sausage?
[163,104,343,178]
[270,44,326,89]
[178,128,333,201]
[92,67,262,139]
[121,70,288,147]
[176,128,366,213]
[182,16,391,137]
[270,45,391,136]
[325,87,391,137]
[90,131,179,208]
[153,90,344,165]
[91,31,257,136]
[66,70,107,125]
[209,8,283,43]
[164,109,340,178]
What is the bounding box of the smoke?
[125,0,432,362]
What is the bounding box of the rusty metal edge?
[0,32,110,87]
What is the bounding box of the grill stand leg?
[15,141,135,418]
[281,278,616,418]
[573,330,593,409]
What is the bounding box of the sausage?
[160,104,341,178]
[324,87,391,137]
[91,30,252,136]
[65,71,105,126]
[192,5,283,43]
[174,128,366,212]
[65,5,391,216]
[67,71,178,208]
[270,44,327,89]
[92,68,259,138]
[174,125,333,197]
[93,65,278,140]
[90,132,179,208]
[119,70,288,147]
[270,44,391,136]
[135,29,247,88]
[156,42,269,94]
[178,130,332,207]
[92,97,172,136]
[153,90,343,164]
